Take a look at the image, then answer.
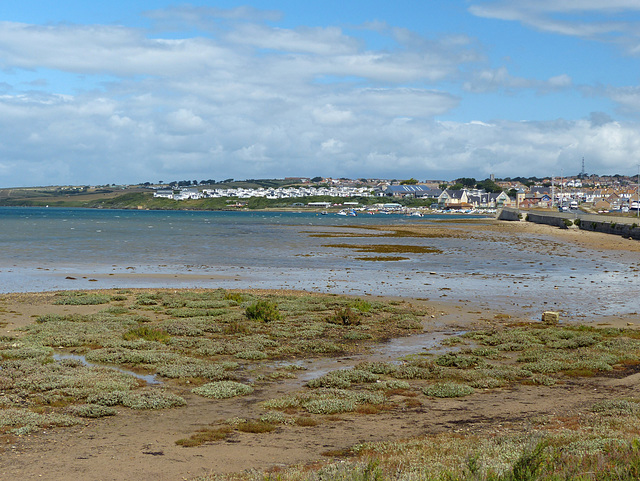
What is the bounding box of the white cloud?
[0,6,637,186]
[468,1,640,54]
[225,24,360,55]
[463,67,573,93]
[320,138,345,154]
[166,109,206,134]
[312,105,354,125]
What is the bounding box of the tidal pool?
[52,353,161,385]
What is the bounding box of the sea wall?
[577,218,640,239]
[497,208,521,221]
[525,211,572,229]
[498,207,640,240]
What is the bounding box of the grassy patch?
[122,326,171,343]
[53,291,111,305]
[191,381,254,399]
[245,300,281,322]
[175,426,233,446]
[236,420,277,433]
[327,307,361,326]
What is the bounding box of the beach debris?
[542,311,560,325]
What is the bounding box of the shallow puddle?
[52,353,161,385]
[275,330,462,386]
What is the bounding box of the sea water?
[0,206,638,319]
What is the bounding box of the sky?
[1,1,640,187]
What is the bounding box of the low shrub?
[327,307,361,326]
[224,292,245,304]
[68,403,118,418]
[295,416,320,426]
[423,382,474,398]
[350,299,372,313]
[192,381,254,399]
[89,390,186,409]
[122,326,171,343]
[306,369,379,389]
[175,426,232,446]
[245,300,281,322]
[53,292,111,305]
[236,420,276,433]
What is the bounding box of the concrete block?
[542,311,559,325]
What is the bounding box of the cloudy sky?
[1,1,640,187]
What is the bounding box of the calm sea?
[0,206,637,320]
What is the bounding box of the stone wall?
[498,207,640,240]
[577,219,640,239]
[497,207,522,221]
[525,211,573,229]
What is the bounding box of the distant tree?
[193,180,199,185]
[400,178,419,185]
[455,177,476,188]
[223,178,234,183]
[450,183,464,190]
[158,181,163,184]
[476,178,502,193]
[311,176,323,183]
[358,178,368,183]
[439,183,448,190]
[507,188,518,197]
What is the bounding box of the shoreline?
[1,216,639,321]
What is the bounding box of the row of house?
[514,185,640,211]
[153,185,375,200]
[380,184,513,209]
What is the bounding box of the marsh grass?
[53,291,111,305]
[294,416,320,427]
[68,403,117,418]
[0,288,437,442]
[423,382,475,398]
[327,307,361,326]
[175,426,233,446]
[236,420,276,433]
[192,381,254,399]
[123,326,171,343]
[224,292,245,304]
[245,300,281,322]
[11,286,640,480]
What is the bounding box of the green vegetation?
[192,381,254,399]
[7,289,640,480]
[400,178,419,185]
[0,288,430,436]
[245,300,281,322]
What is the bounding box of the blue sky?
[1,1,640,187]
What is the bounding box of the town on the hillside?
[150,174,640,214]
